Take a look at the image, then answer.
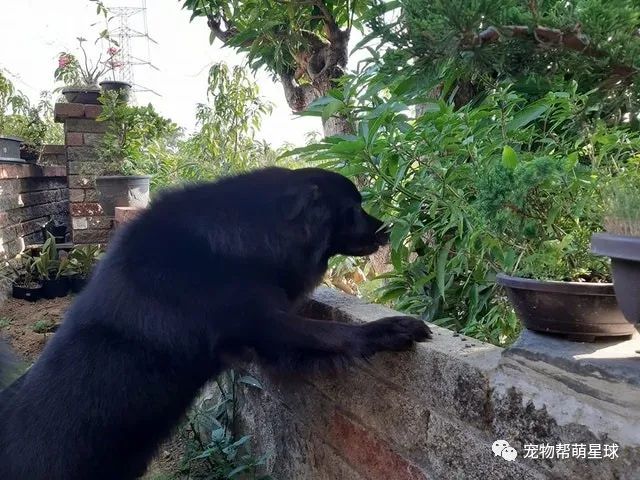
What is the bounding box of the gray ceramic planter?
[95,175,151,216]
[591,232,640,326]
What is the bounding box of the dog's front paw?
[360,315,432,355]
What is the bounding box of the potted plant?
[41,216,68,244]
[0,71,26,162]
[33,234,70,299]
[478,154,635,341]
[1,72,62,162]
[54,35,124,105]
[591,174,640,327]
[67,245,103,293]
[6,254,42,302]
[99,46,132,103]
[94,92,175,214]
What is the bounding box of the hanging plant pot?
[0,136,25,162]
[99,81,132,103]
[497,273,635,341]
[95,175,151,216]
[41,278,70,299]
[12,282,42,302]
[591,233,640,326]
[61,86,101,105]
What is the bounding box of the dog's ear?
[281,183,321,220]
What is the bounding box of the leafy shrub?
[288,0,640,345]
[97,91,180,177]
[293,81,639,345]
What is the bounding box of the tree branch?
[313,0,342,41]
[206,14,237,43]
[279,72,318,112]
[464,23,637,81]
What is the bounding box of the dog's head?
[282,168,389,257]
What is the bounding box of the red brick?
[327,411,428,480]
[0,164,43,179]
[42,144,66,155]
[70,202,103,216]
[54,103,84,122]
[66,132,84,146]
[83,104,103,119]
[69,189,85,203]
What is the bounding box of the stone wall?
[54,103,111,245]
[0,163,68,259]
[233,288,640,480]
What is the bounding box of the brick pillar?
[54,103,112,244]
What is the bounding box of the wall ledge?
[231,287,640,479]
[0,163,66,179]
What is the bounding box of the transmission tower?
[109,0,159,99]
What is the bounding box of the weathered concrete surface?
[231,287,640,479]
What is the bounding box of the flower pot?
[61,86,101,105]
[19,143,40,162]
[41,223,68,244]
[69,276,88,294]
[41,278,70,299]
[95,175,151,216]
[591,233,640,326]
[12,283,42,302]
[497,273,635,341]
[0,136,25,162]
[99,81,132,103]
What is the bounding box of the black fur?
[0,167,431,479]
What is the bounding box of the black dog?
[0,167,431,479]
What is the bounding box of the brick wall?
[217,288,640,480]
[0,163,68,258]
[54,103,111,244]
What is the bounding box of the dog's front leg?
[246,311,431,370]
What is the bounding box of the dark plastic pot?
[19,143,40,162]
[41,278,70,299]
[497,273,635,341]
[69,276,87,294]
[12,283,42,302]
[61,86,101,105]
[99,81,131,102]
[591,233,640,325]
[95,175,151,216]
[0,135,25,162]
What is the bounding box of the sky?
[0,0,364,147]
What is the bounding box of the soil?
[0,294,185,479]
[0,295,72,363]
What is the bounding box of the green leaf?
[501,145,518,169]
[321,99,344,123]
[330,138,365,155]
[436,239,454,301]
[507,103,549,131]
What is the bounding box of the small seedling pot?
[591,233,640,325]
[497,273,635,341]
[12,283,42,302]
[41,278,70,299]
